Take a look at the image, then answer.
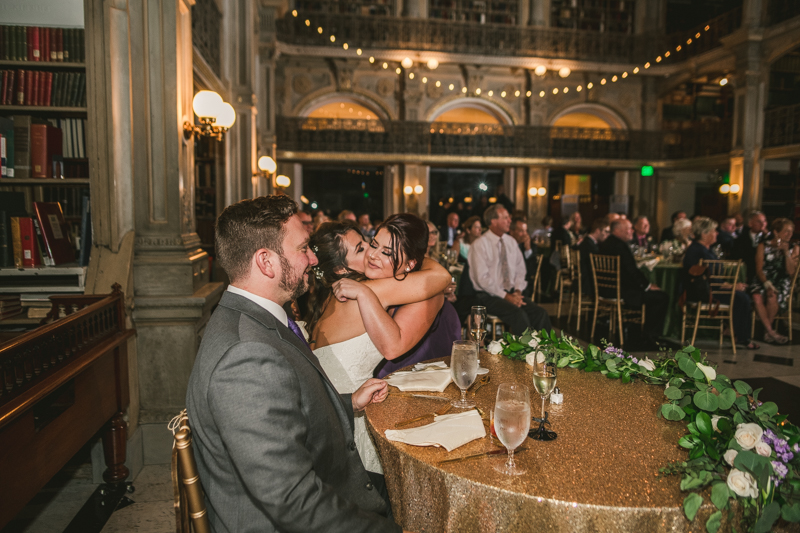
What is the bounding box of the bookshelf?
[0,24,89,276]
[551,0,634,33]
[429,0,519,24]
[293,0,395,16]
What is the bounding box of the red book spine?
[42,27,50,63]
[44,71,53,106]
[48,28,57,61]
[6,70,15,105]
[56,28,63,61]
[38,70,46,105]
[30,27,40,61]
[1,71,7,105]
[26,27,32,61]
[25,70,33,105]
[16,69,25,105]
[31,71,40,106]
[18,217,40,267]
[30,123,47,178]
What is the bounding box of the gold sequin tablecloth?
[366,352,711,533]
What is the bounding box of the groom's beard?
[279,256,309,301]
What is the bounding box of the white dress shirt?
[227,285,288,327]
[468,230,528,298]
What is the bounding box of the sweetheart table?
[367,351,725,532]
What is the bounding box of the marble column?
[526,167,548,229]
[384,165,402,218]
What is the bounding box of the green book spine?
[79,28,85,62]
[1,26,8,61]
[20,26,27,63]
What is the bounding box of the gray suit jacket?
[186,291,400,533]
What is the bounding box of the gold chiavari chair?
[555,241,572,318]
[590,254,645,347]
[681,259,741,355]
[171,410,211,533]
[530,255,543,304]
[567,248,593,331]
[749,258,800,342]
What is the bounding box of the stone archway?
[426,97,516,125]
[294,91,392,121]
[548,102,629,130]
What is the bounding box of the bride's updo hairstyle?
[305,221,364,332]
[377,213,428,281]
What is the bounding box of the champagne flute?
[531,356,558,441]
[450,340,478,409]
[469,306,487,345]
[492,383,531,476]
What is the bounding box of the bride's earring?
[405,266,410,272]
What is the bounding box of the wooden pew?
[0,284,135,529]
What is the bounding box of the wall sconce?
[719,183,740,195]
[275,175,291,188]
[404,185,413,194]
[414,184,424,194]
[528,186,547,197]
[258,156,277,175]
[184,90,236,141]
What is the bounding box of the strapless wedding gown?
[313,332,385,474]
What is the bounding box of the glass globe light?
[528,187,538,197]
[192,90,223,120]
[403,185,413,194]
[534,65,547,76]
[258,156,276,173]
[537,187,547,196]
[215,102,236,128]
[401,57,413,69]
[427,58,439,70]
[275,175,291,188]
[559,67,571,78]
[414,184,423,194]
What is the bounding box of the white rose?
[696,362,717,382]
[487,340,504,355]
[528,335,539,349]
[711,415,724,432]
[734,423,764,450]
[726,468,758,499]
[525,351,545,366]
[755,440,772,457]
[637,357,656,372]
[723,449,738,466]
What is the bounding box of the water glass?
[492,383,531,476]
[469,306,487,345]
[450,340,478,409]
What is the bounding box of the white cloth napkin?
[637,256,661,271]
[416,360,490,375]
[387,362,489,392]
[384,410,486,452]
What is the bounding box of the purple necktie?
[287,317,310,349]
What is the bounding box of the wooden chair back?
[171,410,211,533]
[531,255,543,302]
[590,254,621,302]
[556,241,571,271]
[700,259,741,301]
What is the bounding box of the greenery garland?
[487,328,800,533]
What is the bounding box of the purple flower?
[794,443,800,453]
[772,461,788,479]
[632,357,639,363]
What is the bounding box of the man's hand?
[649,283,662,291]
[332,278,366,302]
[504,291,524,307]
[521,232,531,251]
[352,378,389,412]
[735,283,747,292]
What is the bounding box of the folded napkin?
[385,410,486,452]
[385,367,452,392]
[414,360,489,375]
[637,256,661,271]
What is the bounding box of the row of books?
[0,70,87,108]
[3,201,76,268]
[0,26,85,63]
[0,116,87,179]
[0,294,22,320]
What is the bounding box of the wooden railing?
[0,284,135,529]
[276,116,733,161]
[764,103,800,148]
[276,8,741,64]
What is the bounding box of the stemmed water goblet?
[469,306,487,346]
[531,351,558,441]
[450,340,478,409]
[492,383,531,476]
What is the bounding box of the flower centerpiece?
[488,328,800,533]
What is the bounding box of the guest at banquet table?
[732,210,768,284]
[185,196,404,533]
[531,215,553,246]
[468,205,552,335]
[716,217,737,257]
[308,217,452,477]
[424,221,440,257]
[440,212,461,248]
[751,218,799,345]
[660,210,687,242]
[358,213,376,239]
[630,215,654,250]
[579,219,610,295]
[338,209,357,223]
[312,210,329,231]
[672,218,693,250]
[683,217,758,350]
[458,215,483,260]
[509,217,538,298]
[733,212,745,237]
[598,218,668,343]
[552,211,583,251]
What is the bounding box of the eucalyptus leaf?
[683,492,703,522]
[733,450,771,480]
[782,503,800,522]
[665,386,683,400]
[679,357,701,378]
[711,379,730,391]
[690,348,702,362]
[716,417,732,433]
[696,412,713,435]
[556,356,570,368]
[669,377,685,388]
[754,502,781,533]
[717,388,736,410]
[755,402,778,418]
[589,345,599,360]
[662,403,686,421]
[733,380,752,395]
[706,510,722,533]
[693,389,719,412]
[679,395,693,408]
[734,396,749,411]
[695,381,709,391]
[678,435,696,449]
[710,482,730,510]
[605,358,618,372]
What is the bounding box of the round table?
[366,352,717,533]
[640,261,682,338]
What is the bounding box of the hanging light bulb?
[401,57,413,69]
[587,82,593,89]
[534,65,547,76]
[558,67,571,78]
[719,77,728,86]
[539,90,545,97]
[427,58,439,70]
[526,90,532,97]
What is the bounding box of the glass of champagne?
[531,355,558,441]
[492,383,531,476]
[469,306,487,345]
[450,340,478,409]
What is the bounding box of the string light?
[587,82,593,89]
[395,67,401,74]
[317,27,323,34]
[305,19,310,26]
[409,72,414,79]
[501,91,506,97]
[330,35,335,42]
[422,76,427,83]
[487,90,493,96]
[514,90,520,97]
[449,83,454,90]
[526,90,532,97]
[356,48,362,55]
[382,62,388,69]
[612,75,618,82]
[462,87,467,93]
[563,87,569,93]
[644,62,651,68]
[633,67,639,74]
[576,85,582,92]
[552,88,559,94]
[656,56,662,62]
[369,56,374,63]
[686,38,692,44]
[621,72,628,78]
[435,80,441,87]
[292,10,298,16]
[342,42,347,49]
[601,78,607,85]
[475,88,481,95]
[539,90,545,97]
[664,51,670,57]
[676,45,682,51]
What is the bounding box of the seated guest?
[683,217,758,349]
[509,217,538,297]
[531,215,553,245]
[673,218,693,250]
[751,218,799,345]
[551,212,582,251]
[598,219,668,341]
[732,210,767,284]
[468,205,552,335]
[338,209,357,222]
[660,210,687,242]
[440,212,460,248]
[630,215,653,250]
[185,196,403,533]
[298,211,314,235]
[716,217,737,257]
[425,221,440,257]
[458,215,483,260]
[733,212,745,238]
[579,219,610,295]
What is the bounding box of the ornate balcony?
[276,117,733,162]
[276,8,741,64]
[764,104,800,149]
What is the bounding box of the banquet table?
[366,352,725,533]
[639,260,682,338]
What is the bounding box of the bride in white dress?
[308,216,450,474]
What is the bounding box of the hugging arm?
[364,257,451,307]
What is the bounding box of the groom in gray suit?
[186,195,405,533]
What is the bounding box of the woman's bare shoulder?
[311,299,365,348]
